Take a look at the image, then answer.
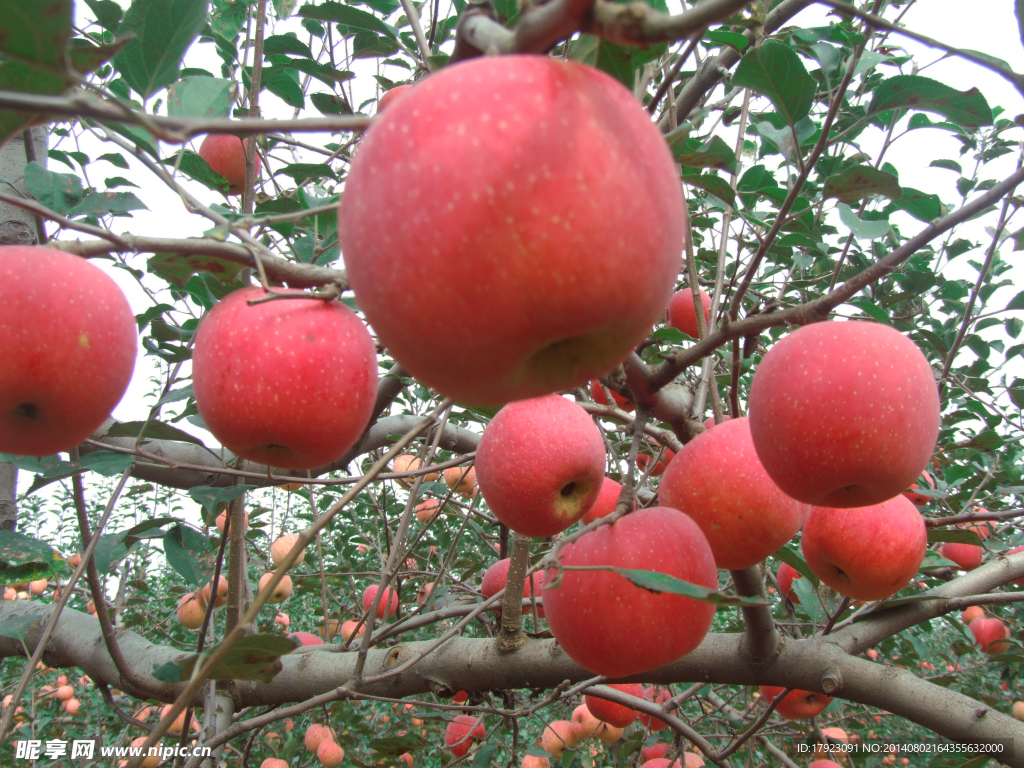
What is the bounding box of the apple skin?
[259,572,292,603]
[809,763,844,768]
[444,715,485,757]
[590,380,634,412]
[636,448,676,477]
[571,704,601,740]
[1008,545,1024,586]
[748,321,940,508]
[584,683,644,727]
[198,134,261,194]
[702,415,732,429]
[801,495,927,601]
[476,395,606,537]
[759,686,833,720]
[522,756,550,768]
[362,585,399,618]
[641,744,670,762]
[638,686,670,731]
[377,84,411,113]
[288,631,323,646]
[177,595,206,629]
[902,470,935,506]
[970,617,1011,655]
[1,246,137,456]
[776,562,802,604]
[961,606,985,624]
[580,477,633,525]
[304,724,335,753]
[339,55,685,407]
[543,507,718,677]
[1013,701,1024,721]
[480,558,544,616]
[941,542,985,571]
[660,417,810,570]
[192,287,378,470]
[540,720,578,757]
[666,287,711,339]
[317,740,344,767]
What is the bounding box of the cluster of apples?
[302,723,344,767]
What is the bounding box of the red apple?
[809,763,844,768]
[452,690,469,704]
[638,686,670,731]
[759,686,833,720]
[415,499,440,523]
[666,287,711,339]
[570,704,601,740]
[362,584,399,618]
[176,594,206,629]
[444,465,477,498]
[1008,545,1024,586]
[340,620,364,642]
[317,740,344,767]
[961,606,985,624]
[523,756,550,768]
[543,507,717,677]
[590,380,634,412]
[198,134,261,194]
[801,495,927,601]
[776,562,802,604]
[642,744,670,761]
[480,558,544,616]
[701,415,732,429]
[941,542,985,571]
[192,287,378,469]
[444,715,485,757]
[476,395,606,537]
[304,724,335,753]
[540,720,578,757]
[902,470,935,506]
[271,533,306,568]
[660,418,810,570]
[580,477,633,525]
[584,684,643,727]
[1,246,137,456]
[287,631,323,646]
[748,321,940,507]
[1013,701,1024,721]
[970,617,1011,655]
[259,572,292,603]
[377,84,412,113]
[636,447,676,477]
[261,760,289,768]
[339,55,685,407]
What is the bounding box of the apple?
[340,620,364,642]
[1007,545,1024,586]
[642,744,670,761]
[941,542,984,571]
[416,583,436,606]
[523,756,550,768]
[1013,701,1024,721]
[666,287,711,339]
[161,705,196,734]
[452,690,469,704]
[543,507,717,677]
[68,553,83,568]
[317,618,340,641]
[961,606,985,624]
[660,417,810,569]
[198,575,229,608]
[288,631,323,646]
[589,380,634,412]
[969,617,1011,655]
[398,754,414,768]
[259,572,292,603]
[801,495,927,601]
[702,415,733,429]
[596,722,624,743]
[392,454,439,487]
[579,477,633,525]
[476,395,606,537]
[0,246,137,457]
[415,500,440,522]
[274,612,290,628]
[584,684,643,727]
[317,740,344,767]
[198,134,261,195]
[377,84,411,113]
[570,704,601,740]
[480,558,544,616]
[339,55,684,407]
[540,720,578,757]
[2,588,14,601]
[215,509,248,535]
[748,321,940,507]
[809,763,843,768]
[271,534,306,568]
[261,760,289,768]
[902,470,935,506]
[867,649,879,660]
[636,446,676,477]
[776,562,802,604]
[304,724,335,754]
[363,585,399,618]
[63,697,81,715]
[444,715,485,757]
[28,579,47,595]
[130,737,160,768]
[177,594,206,629]
[638,686,670,731]
[758,686,833,720]
[56,685,74,701]
[191,286,378,470]
[444,466,477,498]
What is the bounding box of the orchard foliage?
[0,0,1023,766]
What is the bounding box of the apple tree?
[0,0,1024,766]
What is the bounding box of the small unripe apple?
[0,247,137,456]
[416,583,436,606]
[584,684,644,727]
[198,134,261,194]
[177,594,206,629]
[443,466,477,498]
[215,509,248,535]
[377,84,411,113]
[191,287,378,470]
[540,720,578,757]
[759,686,833,720]
[476,395,606,537]
[969,617,1011,655]
[748,321,940,508]
[259,572,292,603]
[666,287,711,338]
[398,753,414,768]
[867,649,879,660]
[274,612,290,628]
[392,454,439,487]
[317,739,345,767]
[579,477,633,525]
[362,585,399,618]
[304,724,336,753]
[28,579,47,595]
[444,715,485,757]
[589,379,634,412]
[131,737,161,768]
[638,686,670,731]
[941,542,984,571]
[271,533,306,568]
[808,763,843,768]
[776,562,802,604]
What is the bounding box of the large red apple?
[362,585,399,618]
[801,495,927,601]
[666,287,711,339]
[584,684,643,727]
[941,542,984,571]
[543,507,717,677]
[776,562,802,604]
[970,617,1011,655]
[1,247,136,456]
[660,417,810,570]
[339,55,685,407]
[198,134,261,195]
[480,558,544,616]
[580,477,633,525]
[444,715,484,757]
[748,321,940,507]
[476,395,605,537]
[759,686,833,720]
[191,287,378,469]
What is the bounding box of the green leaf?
[791,576,824,623]
[927,529,984,545]
[0,453,75,478]
[671,134,737,173]
[753,117,815,158]
[263,33,313,58]
[930,159,962,173]
[837,202,890,240]
[274,163,336,183]
[867,75,993,130]
[0,613,45,644]
[0,0,71,73]
[261,66,305,108]
[84,0,124,31]
[298,2,397,39]
[704,28,748,50]
[824,165,901,203]
[1008,291,1024,311]
[368,735,431,756]
[273,0,299,18]
[162,523,211,586]
[188,485,255,514]
[568,35,635,89]
[1018,0,1024,50]
[114,0,209,98]
[167,76,237,118]
[732,39,816,124]
[890,187,942,222]
[772,545,819,587]
[153,634,298,684]
[561,566,768,607]
[0,532,63,587]
[161,150,230,194]
[650,327,693,344]
[67,190,148,218]
[685,173,735,206]
[23,161,84,216]
[78,450,135,477]
[310,92,351,116]
[848,299,890,324]
[104,419,209,448]
[148,252,249,288]
[95,516,178,573]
